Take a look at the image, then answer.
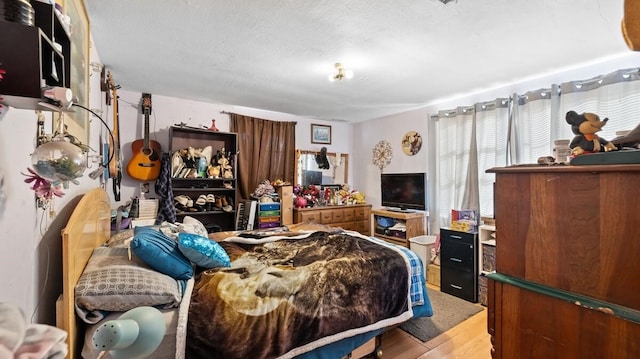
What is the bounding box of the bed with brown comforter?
[64,191,430,359]
[187,229,417,358]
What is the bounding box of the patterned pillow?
[177,232,231,268]
[180,216,208,237]
[106,228,134,248]
[75,247,183,324]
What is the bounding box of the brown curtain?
[229,113,296,200]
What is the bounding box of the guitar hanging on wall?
[106,71,122,201]
[126,93,162,181]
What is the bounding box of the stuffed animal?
[315,147,330,169]
[565,110,617,156]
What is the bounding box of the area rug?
[400,288,484,342]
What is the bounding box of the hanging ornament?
[31,114,87,184]
[401,130,422,156]
[372,140,393,171]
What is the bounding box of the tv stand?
[372,208,427,247]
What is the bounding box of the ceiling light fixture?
[328,63,354,82]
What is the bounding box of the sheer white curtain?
[434,99,510,228]
[475,99,510,217]
[434,107,474,229]
[432,66,640,229]
[511,88,556,164]
[560,68,640,141]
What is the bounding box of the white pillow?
[180,216,208,237]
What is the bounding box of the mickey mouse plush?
[565,110,617,156]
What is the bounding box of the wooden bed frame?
[56,188,112,359]
[54,188,385,359]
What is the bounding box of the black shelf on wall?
[0,1,71,110]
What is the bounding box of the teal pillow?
[131,227,194,280]
[177,233,231,269]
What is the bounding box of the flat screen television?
[380,172,427,211]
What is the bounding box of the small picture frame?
[311,124,332,144]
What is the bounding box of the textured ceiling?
[84,0,629,122]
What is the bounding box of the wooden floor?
[378,308,491,359]
[369,283,492,359]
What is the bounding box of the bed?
[57,188,432,359]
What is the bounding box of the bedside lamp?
[92,306,166,359]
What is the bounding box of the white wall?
[109,90,353,203]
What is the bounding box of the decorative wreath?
[372,140,393,171]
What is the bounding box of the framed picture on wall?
[55,0,90,144]
[311,124,332,144]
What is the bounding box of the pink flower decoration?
[22,168,65,200]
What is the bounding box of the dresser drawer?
[259,203,281,211]
[343,208,355,221]
[320,211,333,223]
[298,210,320,223]
[441,268,477,302]
[354,207,368,220]
[440,228,475,245]
[441,240,475,272]
[352,220,369,235]
[332,210,344,222]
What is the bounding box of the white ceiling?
[84,0,630,123]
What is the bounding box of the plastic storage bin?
[409,235,437,278]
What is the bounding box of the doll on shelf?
[217,149,234,179]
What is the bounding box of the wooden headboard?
[56,188,111,359]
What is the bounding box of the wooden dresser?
[486,164,640,358]
[293,204,372,236]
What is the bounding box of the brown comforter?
[186,231,410,359]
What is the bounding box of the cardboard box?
[427,264,441,287]
[451,209,478,232]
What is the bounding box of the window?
[433,67,640,231]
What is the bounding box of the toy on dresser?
[565,110,617,156]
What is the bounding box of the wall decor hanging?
[311,124,332,144]
[372,140,393,171]
[401,130,422,156]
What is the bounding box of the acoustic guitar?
[126,93,162,181]
[106,72,122,200]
